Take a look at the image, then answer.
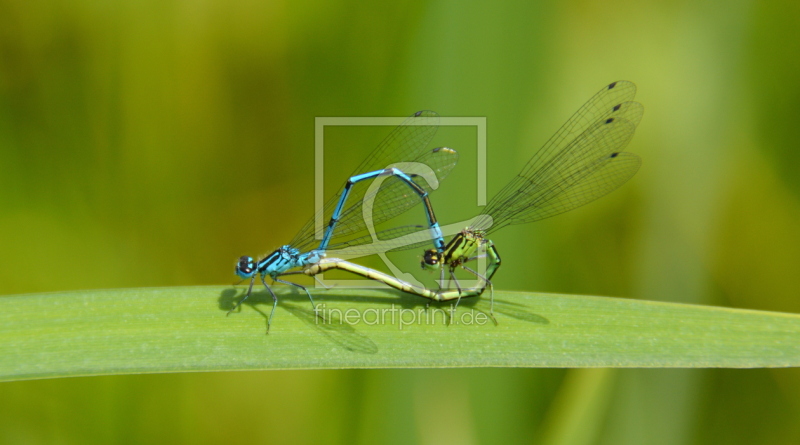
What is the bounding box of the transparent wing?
[289,110,452,252]
[498,151,641,227]
[472,81,643,232]
[325,225,436,257]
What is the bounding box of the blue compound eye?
[236,256,255,276]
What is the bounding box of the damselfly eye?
[236,256,254,275]
[422,249,439,266]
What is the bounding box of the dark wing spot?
[613,104,621,111]
[414,111,423,117]
[610,152,619,158]
[606,117,615,124]
[608,81,618,89]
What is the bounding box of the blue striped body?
[236,246,322,281]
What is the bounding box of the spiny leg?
[312,274,332,289]
[461,264,492,285]
[487,281,497,325]
[274,277,323,321]
[278,270,333,290]
[450,269,463,294]
[259,275,279,334]
[461,264,497,324]
[228,276,256,315]
[278,270,303,276]
[448,271,466,326]
[466,253,487,262]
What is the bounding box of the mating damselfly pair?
[232,81,643,332]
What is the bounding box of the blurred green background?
[2,0,800,443]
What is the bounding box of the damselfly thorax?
[422,229,488,272]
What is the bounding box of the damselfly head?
[421,249,440,269]
[235,256,256,279]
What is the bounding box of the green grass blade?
[2,286,799,381]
